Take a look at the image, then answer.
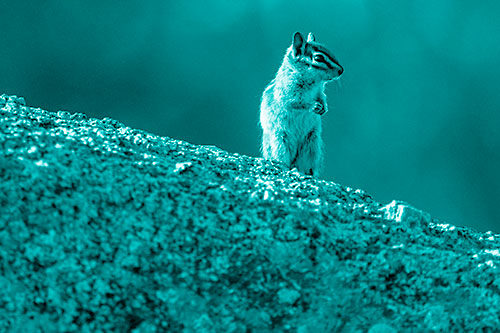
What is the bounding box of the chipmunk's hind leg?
[262,131,293,168]
[295,129,323,176]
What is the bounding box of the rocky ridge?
[0,94,499,331]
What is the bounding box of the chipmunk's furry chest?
[281,102,320,139]
[264,81,322,125]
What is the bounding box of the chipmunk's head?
[287,32,343,82]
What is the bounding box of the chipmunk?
[260,32,343,176]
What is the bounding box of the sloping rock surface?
[0,94,499,332]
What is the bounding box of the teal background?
[1,1,499,232]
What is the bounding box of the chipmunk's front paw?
[312,102,326,115]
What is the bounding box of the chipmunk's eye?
[313,54,325,63]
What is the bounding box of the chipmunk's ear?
[307,32,315,43]
[292,32,305,57]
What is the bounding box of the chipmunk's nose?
[338,66,344,76]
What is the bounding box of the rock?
[1,94,499,331]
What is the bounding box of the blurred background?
[1,1,499,232]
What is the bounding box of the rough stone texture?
[1,93,499,332]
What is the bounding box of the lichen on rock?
[1,94,499,331]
